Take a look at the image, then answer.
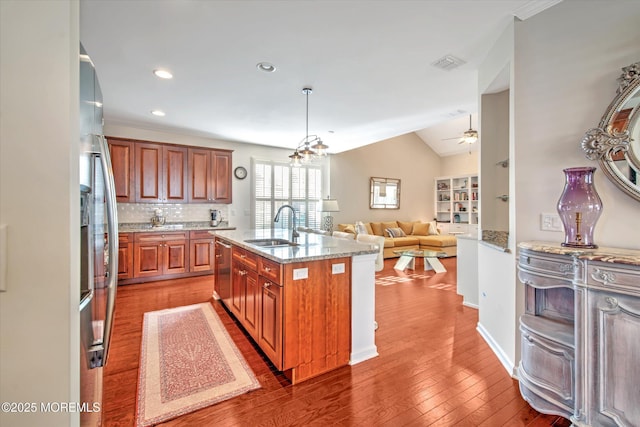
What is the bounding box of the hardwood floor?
[103,257,571,426]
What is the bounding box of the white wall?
[477,0,640,377]
[440,150,478,176]
[330,132,442,224]
[104,124,297,229]
[0,1,80,426]
[480,90,509,231]
[514,0,640,249]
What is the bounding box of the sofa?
[337,220,457,258]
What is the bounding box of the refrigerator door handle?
[96,134,119,367]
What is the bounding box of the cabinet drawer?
[258,257,281,283]
[118,232,132,244]
[135,231,188,242]
[232,246,257,270]
[190,230,214,240]
[586,261,640,296]
[518,250,580,288]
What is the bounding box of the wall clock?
[234,166,247,180]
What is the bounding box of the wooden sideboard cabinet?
[517,242,640,427]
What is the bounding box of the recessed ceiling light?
[151,110,166,117]
[153,69,173,79]
[256,62,276,73]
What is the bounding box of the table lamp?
[319,198,340,232]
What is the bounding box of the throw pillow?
[385,227,406,238]
[397,220,415,235]
[382,221,398,233]
[428,220,440,235]
[411,222,429,236]
[370,222,384,236]
[355,221,368,235]
[342,224,356,234]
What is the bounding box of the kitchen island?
[212,228,379,384]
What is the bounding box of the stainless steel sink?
[244,238,298,247]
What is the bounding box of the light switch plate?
[541,213,563,232]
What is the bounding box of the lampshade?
[319,198,339,212]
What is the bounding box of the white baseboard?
[462,301,479,309]
[476,322,518,377]
[350,346,379,365]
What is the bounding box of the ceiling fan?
[443,114,478,144]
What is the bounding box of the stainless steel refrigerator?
[79,43,118,427]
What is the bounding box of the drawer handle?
[239,270,247,276]
[240,254,246,258]
[264,267,271,272]
[263,282,272,289]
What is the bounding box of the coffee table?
[393,249,448,273]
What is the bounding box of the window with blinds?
[254,160,323,230]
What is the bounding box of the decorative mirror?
[370,177,400,209]
[582,61,640,202]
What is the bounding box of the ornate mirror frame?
[370,177,401,209]
[582,62,640,202]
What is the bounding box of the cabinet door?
[588,291,640,426]
[117,243,133,280]
[190,239,214,273]
[164,239,188,275]
[163,145,187,202]
[188,148,211,203]
[243,270,260,339]
[135,142,163,203]
[134,241,163,278]
[230,262,245,317]
[259,278,282,370]
[212,150,232,203]
[108,139,134,202]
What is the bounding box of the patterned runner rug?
[136,303,260,426]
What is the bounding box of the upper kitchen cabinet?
[135,142,187,203]
[107,138,135,202]
[188,148,233,204]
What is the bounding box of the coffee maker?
[210,209,222,227]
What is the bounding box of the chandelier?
[289,87,328,166]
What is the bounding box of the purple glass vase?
[557,167,603,248]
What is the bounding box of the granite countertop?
[118,221,235,232]
[212,229,378,264]
[519,241,640,266]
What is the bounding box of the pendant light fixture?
[289,87,328,166]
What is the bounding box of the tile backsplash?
[117,203,229,224]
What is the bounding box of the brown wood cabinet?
[117,233,134,280]
[224,240,351,382]
[135,142,187,203]
[108,139,135,203]
[231,246,259,339]
[189,230,215,273]
[107,136,232,205]
[188,148,232,204]
[133,231,188,278]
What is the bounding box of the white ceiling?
[80,0,560,156]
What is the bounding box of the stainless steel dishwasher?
[214,239,232,305]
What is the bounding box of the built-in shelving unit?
[435,174,478,234]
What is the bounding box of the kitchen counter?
[118,221,235,232]
[211,228,378,264]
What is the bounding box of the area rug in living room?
[136,302,260,427]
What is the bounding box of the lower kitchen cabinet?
[189,230,215,273]
[133,232,188,279]
[258,276,282,367]
[117,233,134,280]
[224,238,351,383]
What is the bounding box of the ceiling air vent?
[431,55,466,71]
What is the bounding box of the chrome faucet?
[274,204,299,242]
